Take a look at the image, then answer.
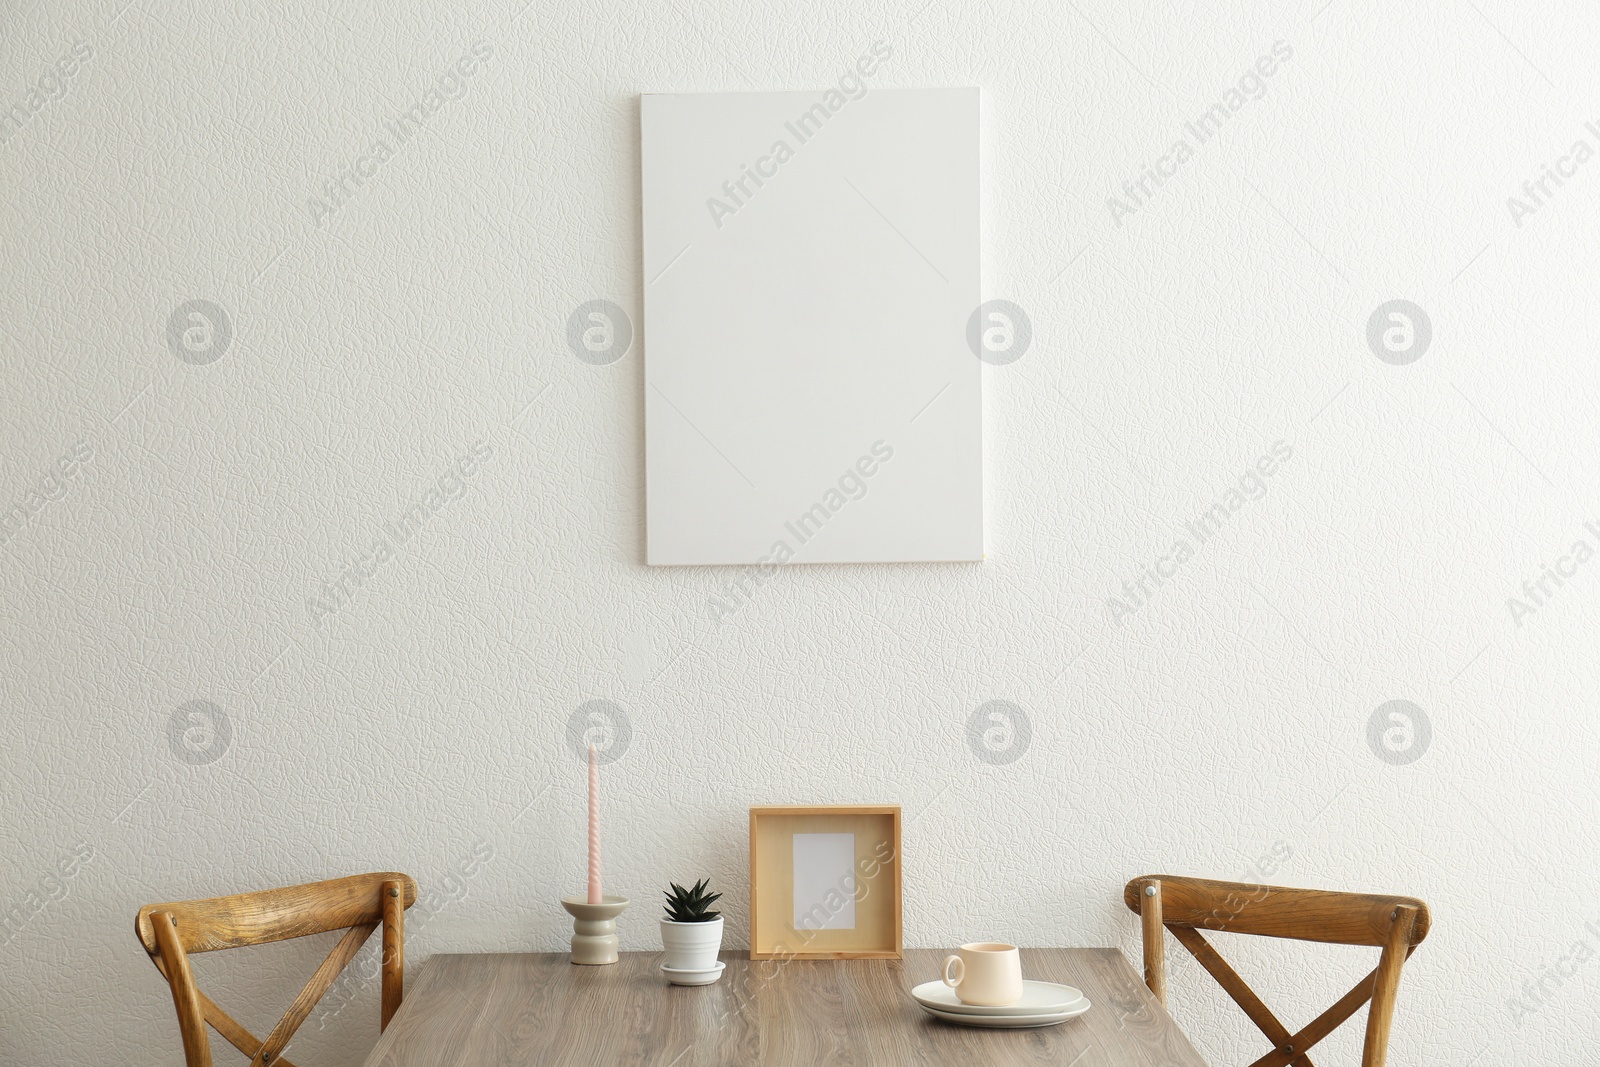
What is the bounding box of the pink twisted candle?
[587,742,602,904]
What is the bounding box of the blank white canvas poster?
[640,86,982,565]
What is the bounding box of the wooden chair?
[135,872,417,1067]
[1124,875,1429,1067]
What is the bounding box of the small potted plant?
[660,878,724,983]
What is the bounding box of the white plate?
[920,1000,1091,1028]
[911,980,1087,1016]
[661,960,726,986]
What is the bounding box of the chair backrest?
[136,872,417,1067]
[1124,875,1429,1067]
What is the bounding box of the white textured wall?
[2,0,1597,1063]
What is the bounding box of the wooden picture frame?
[748,805,902,960]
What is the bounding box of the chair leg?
[381,879,405,1030]
[1361,904,1418,1067]
[1140,879,1167,1007]
[152,911,213,1067]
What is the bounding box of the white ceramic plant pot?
[660,915,724,971]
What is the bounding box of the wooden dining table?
[362,947,1209,1066]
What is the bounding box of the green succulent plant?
[663,878,722,923]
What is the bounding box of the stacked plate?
[910,980,1091,1028]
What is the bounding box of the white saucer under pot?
[662,960,727,986]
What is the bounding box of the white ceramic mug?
[941,942,1023,1006]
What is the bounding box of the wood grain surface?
[363,948,1209,1067]
[1121,875,1429,948]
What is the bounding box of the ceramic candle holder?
[561,895,629,965]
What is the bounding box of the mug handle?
[942,955,964,989]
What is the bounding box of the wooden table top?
[362,948,1209,1066]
